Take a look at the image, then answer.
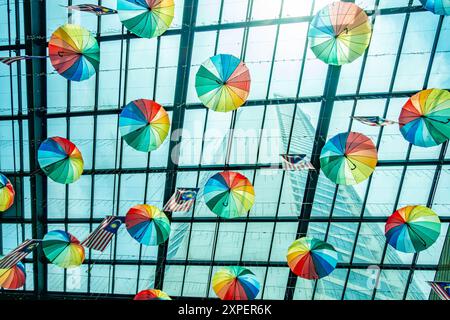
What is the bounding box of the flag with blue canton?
[163,188,200,212]
[429,281,450,300]
[352,116,397,127]
[0,239,40,269]
[66,4,118,15]
[81,216,125,252]
[281,154,315,171]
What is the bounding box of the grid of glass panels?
[0,0,449,300]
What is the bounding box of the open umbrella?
[125,204,171,246]
[0,261,25,289]
[49,24,100,82]
[195,54,251,112]
[385,205,441,253]
[117,0,175,39]
[212,266,260,300]
[420,0,450,15]
[399,89,450,148]
[308,2,372,65]
[287,237,338,280]
[320,132,378,185]
[38,137,84,184]
[134,289,172,300]
[0,173,15,212]
[119,99,170,152]
[42,230,85,268]
[66,4,118,15]
[203,171,255,219]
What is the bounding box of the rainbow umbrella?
[119,99,170,152]
[49,24,100,82]
[204,171,255,219]
[385,206,441,253]
[308,2,372,65]
[420,0,450,15]
[320,132,378,185]
[0,173,15,212]
[38,137,84,184]
[125,204,170,246]
[42,230,85,268]
[0,260,25,289]
[212,266,260,300]
[134,289,172,300]
[195,54,251,112]
[287,237,338,280]
[117,0,175,39]
[399,89,450,148]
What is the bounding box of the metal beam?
[4,215,450,225]
[2,158,450,179]
[154,0,199,290]
[403,11,447,300]
[430,225,450,300]
[23,0,48,299]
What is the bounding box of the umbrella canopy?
[399,89,450,148]
[117,0,175,38]
[204,171,255,219]
[134,289,172,300]
[320,132,378,185]
[42,230,85,268]
[119,99,170,152]
[0,173,15,212]
[195,54,251,112]
[212,266,260,300]
[385,205,441,253]
[0,260,25,289]
[287,237,338,280]
[420,0,450,15]
[308,2,372,65]
[38,137,84,184]
[49,24,100,81]
[125,204,171,246]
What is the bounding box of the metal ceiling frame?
[154,0,199,291]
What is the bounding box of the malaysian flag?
[429,281,450,300]
[163,188,200,212]
[66,4,118,15]
[281,154,315,171]
[0,55,47,66]
[352,116,397,127]
[81,216,125,252]
[0,239,40,269]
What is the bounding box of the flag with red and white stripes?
[429,281,450,300]
[281,154,315,171]
[163,188,200,212]
[0,55,47,66]
[81,216,125,252]
[0,239,40,269]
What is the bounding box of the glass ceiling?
[0,0,449,300]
